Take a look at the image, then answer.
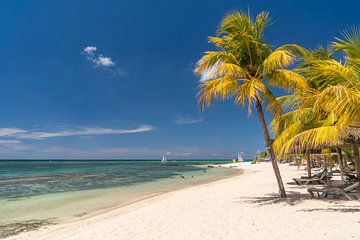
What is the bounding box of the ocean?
[0,160,240,235]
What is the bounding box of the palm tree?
[271,47,334,154]
[194,11,306,198]
[272,28,360,179]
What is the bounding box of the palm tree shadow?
[234,191,309,206]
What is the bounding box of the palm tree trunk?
[306,152,311,178]
[343,153,348,170]
[353,145,360,180]
[255,98,287,198]
[336,148,344,182]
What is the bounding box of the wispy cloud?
[83,46,97,54]
[95,56,114,67]
[0,125,155,140]
[39,146,197,159]
[82,45,125,76]
[175,117,203,125]
[0,128,27,137]
[0,139,21,144]
[165,151,192,156]
[0,139,29,151]
[0,143,250,159]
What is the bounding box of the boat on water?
[161,155,167,164]
[232,153,244,163]
[237,153,244,162]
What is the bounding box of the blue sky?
[0,0,358,159]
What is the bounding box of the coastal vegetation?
[271,28,360,180]
[195,11,307,198]
[195,10,360,196]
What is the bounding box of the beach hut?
[280,126,360,181]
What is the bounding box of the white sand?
[6,163,360,240]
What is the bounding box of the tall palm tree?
[271,47,334,153]
[272,28,360,179]
[194,11,306,198]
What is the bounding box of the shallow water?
[0,160,239,229]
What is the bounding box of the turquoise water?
[0,160,239,230]
[0,160,229,199]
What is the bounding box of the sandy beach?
[6,163,360,240]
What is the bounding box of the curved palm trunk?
[255,98,287,198]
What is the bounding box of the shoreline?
[1,163,242,238]
[58,164,244,224]
[5,162,360,240]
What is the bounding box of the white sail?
[161,155,167,164]
[237,153,244,162]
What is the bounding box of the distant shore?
[5,162,360,240]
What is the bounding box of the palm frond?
[194,51,239,75]
[276,44,311,58]
[332,26,360,58]
[198,76,238,111]
[235,78,263,115]
[314,85,360,125]
[276,94,301,110]
[267,69,308,91]
[261,86,283,119]
[271,107,313,135]
[304,60,356,89]
[262,49,296,73]
[254,11,271,39]
[211,63,249,80]
[208,37,228,50]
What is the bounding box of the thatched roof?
[282,126,360,155]
[345,126,360,143]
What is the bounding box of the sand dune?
[6,163,360,240]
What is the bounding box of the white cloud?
[95,56,115,67]
[82,45,125,76]
[175,117,203,125]
[0,128,27,137]
[0,125,155,140]
[83,46,97,54]
[83,46,116,68]
[0,139,21,144]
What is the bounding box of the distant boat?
[237,153,244,162]
[161,155,167,164]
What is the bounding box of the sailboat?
[161,155,167,164]
[237,153,244,162]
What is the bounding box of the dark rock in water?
[0,220,53,238]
